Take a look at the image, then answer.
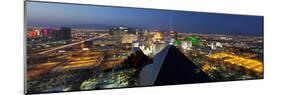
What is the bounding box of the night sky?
[26,1,263,36]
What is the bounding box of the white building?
[182,41,192,50]
[209,42,223,50]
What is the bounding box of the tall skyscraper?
[50,29,60,41]
[109,26,129,45]
[60,27,71,40]
[49,27,71,41]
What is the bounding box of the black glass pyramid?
[139,45,212,86]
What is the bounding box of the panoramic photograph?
[25,1,263,94]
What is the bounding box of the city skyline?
[26,2,263,36]
[25,1,263,94]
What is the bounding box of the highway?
[37,34,106,54]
